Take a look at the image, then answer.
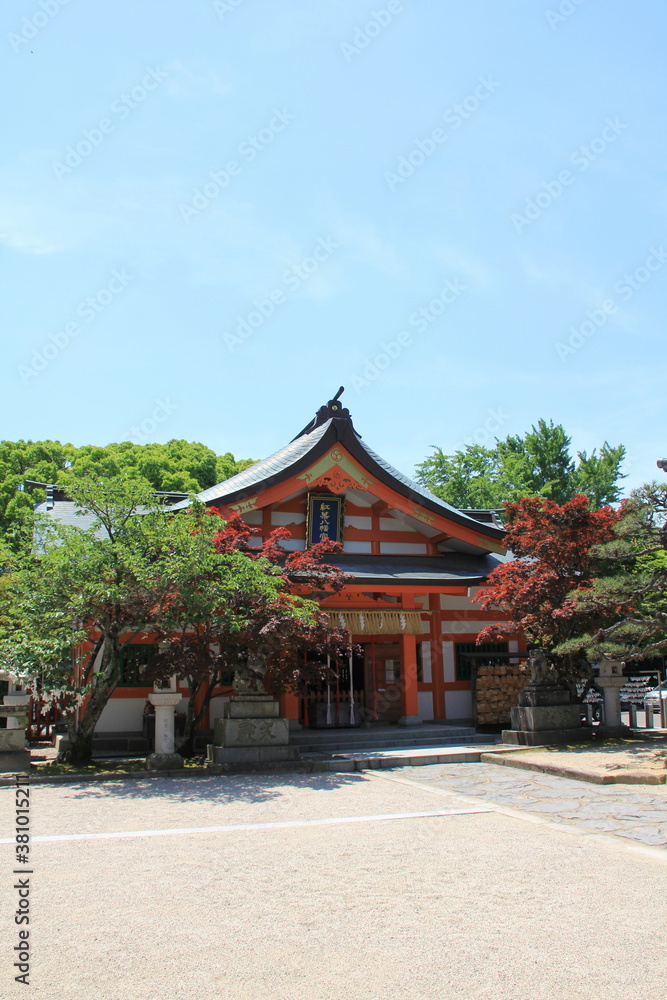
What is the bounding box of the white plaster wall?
[442,641,455,683]
[418,691,433,721]
[345,516,372,530]
[272,512,306,525]
[242,510,263,525]
[379,517,403,531]
[440,595,480,610]
[96,698,146,733]
[343,541,373,553]
[420,640,432,683]
[509,638,519,663]
[280,538,305,551]
[445,689,472,721]
[441,620,497,634]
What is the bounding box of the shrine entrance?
[302,639,405,727]
[364,640,403,723]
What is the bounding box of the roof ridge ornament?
[291,387,353,440]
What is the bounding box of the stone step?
[290,725,476,745]
[293,734,497,754]
[290,726,477,743]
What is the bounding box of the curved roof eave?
[187,415,504,543]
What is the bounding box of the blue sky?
[2,0,666,493]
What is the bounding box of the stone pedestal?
[148,692,182,754]
[207,696,299,765]
[0,705,30,773]
[502,651,583,746]
[3,695,30,734]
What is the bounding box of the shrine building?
[36,390,523,744]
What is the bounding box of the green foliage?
[415,420,625,510]
[0,477,325,763]
[555,481,667,662]
[0,438,254,548]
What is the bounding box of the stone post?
[146,692,183,770]
[596,658,627,733]
[148,692,182,753]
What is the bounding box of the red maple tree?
[146,508,351,754]
[475,494,621,687]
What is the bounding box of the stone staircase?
[290,723,499,756]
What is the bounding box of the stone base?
[0,751,30,773]
[214,716,290,748]
[398,716,422,727]
[224,696,281,719]
[502,728,589,746]
[511,703,582,732]
[0,730,29,752]
[146,752,183,770]
[207,744,300,765]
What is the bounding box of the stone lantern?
[595,657,627,733]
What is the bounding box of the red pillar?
[399,633,421,726]
[280,690,301,729]
[429,594,445,721]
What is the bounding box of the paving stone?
[615,826,667,846]
[574,819,626,832]
[523,800,584,814]
[395,762,667,849]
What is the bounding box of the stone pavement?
[384,760,667,847]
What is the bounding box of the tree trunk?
[177,679,201,758]
[179,678,221,758]
[59,634,121,765]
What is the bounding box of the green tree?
[555,482,667,663]
[415,420,625,510]
[0,476,182,763]
[0,438,254,548]
[0,477,339,764]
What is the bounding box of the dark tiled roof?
[180,398,504,544]
[320,552,509,585]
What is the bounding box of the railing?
[620,677,667,730]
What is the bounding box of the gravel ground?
[1,769,666,1000]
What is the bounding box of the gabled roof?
[186,390,504,545]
